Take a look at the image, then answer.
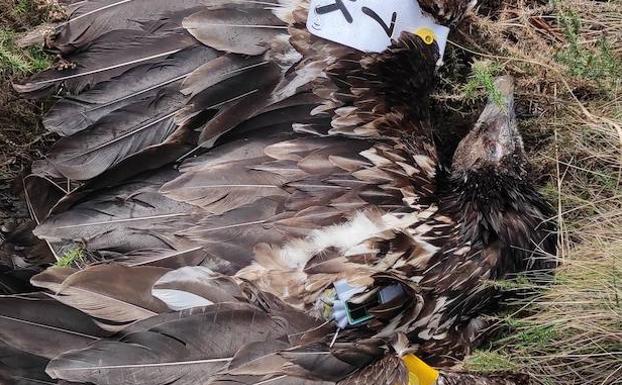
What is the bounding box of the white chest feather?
[277,211,423,270]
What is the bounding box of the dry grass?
[437,0,622,384]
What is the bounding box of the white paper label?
[307,0,449,60]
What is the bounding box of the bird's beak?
[452,76,525,172]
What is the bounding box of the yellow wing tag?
[402,354,440,385]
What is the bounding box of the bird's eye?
[488,145,497,157]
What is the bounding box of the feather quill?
[121,247,209,268]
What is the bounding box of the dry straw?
[436,0,621,383]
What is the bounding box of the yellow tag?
[414,28,436,45]
[402,354,439,385]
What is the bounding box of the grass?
[465,351,518,372]
[0,0,54,28]
[0,0,55,76]
[0,28,50,74]
[437,0,622,383]
[55,246,86,268]
[14,0,37,15]
[555,6,621,88]
[0,0,55,247]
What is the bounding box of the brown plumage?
[0,1,556,385]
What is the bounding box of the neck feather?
[315,33,440,141]
[440,168,557,273]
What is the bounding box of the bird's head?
[444,76,557,273]
[451,76,526,180]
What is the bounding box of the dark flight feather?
[183,58,283,147]
[46,91,187,180]
[45,303,288,385]
[183,7,288,55]
[180,54,268,99]
[16,28,197,95]
[0,343,55,385]
[31,264,170,328]
[0,294,109,359]
[43,46,217,136]
[32,170,199,254]
[51,0,211,54]
[47,141,195,214]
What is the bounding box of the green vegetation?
[556,8,621,87]
[0,28,50,74]
[55,246,86,268]
[0,0,54,194]
[463,60,505,107]
[465,351,517,372]
[14,0,36,15]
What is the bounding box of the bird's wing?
[13,1,308,213]
[34,119,438,285]
[16,1,443,225]
[17,264,366,385]
[26,8,443,279]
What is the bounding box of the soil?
[0,0,56,267]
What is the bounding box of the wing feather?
[45,304,289,385]
[31,264,170,328]
[0,294,108,359]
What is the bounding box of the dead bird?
[4,0,555,384]
[6,72,555,384]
